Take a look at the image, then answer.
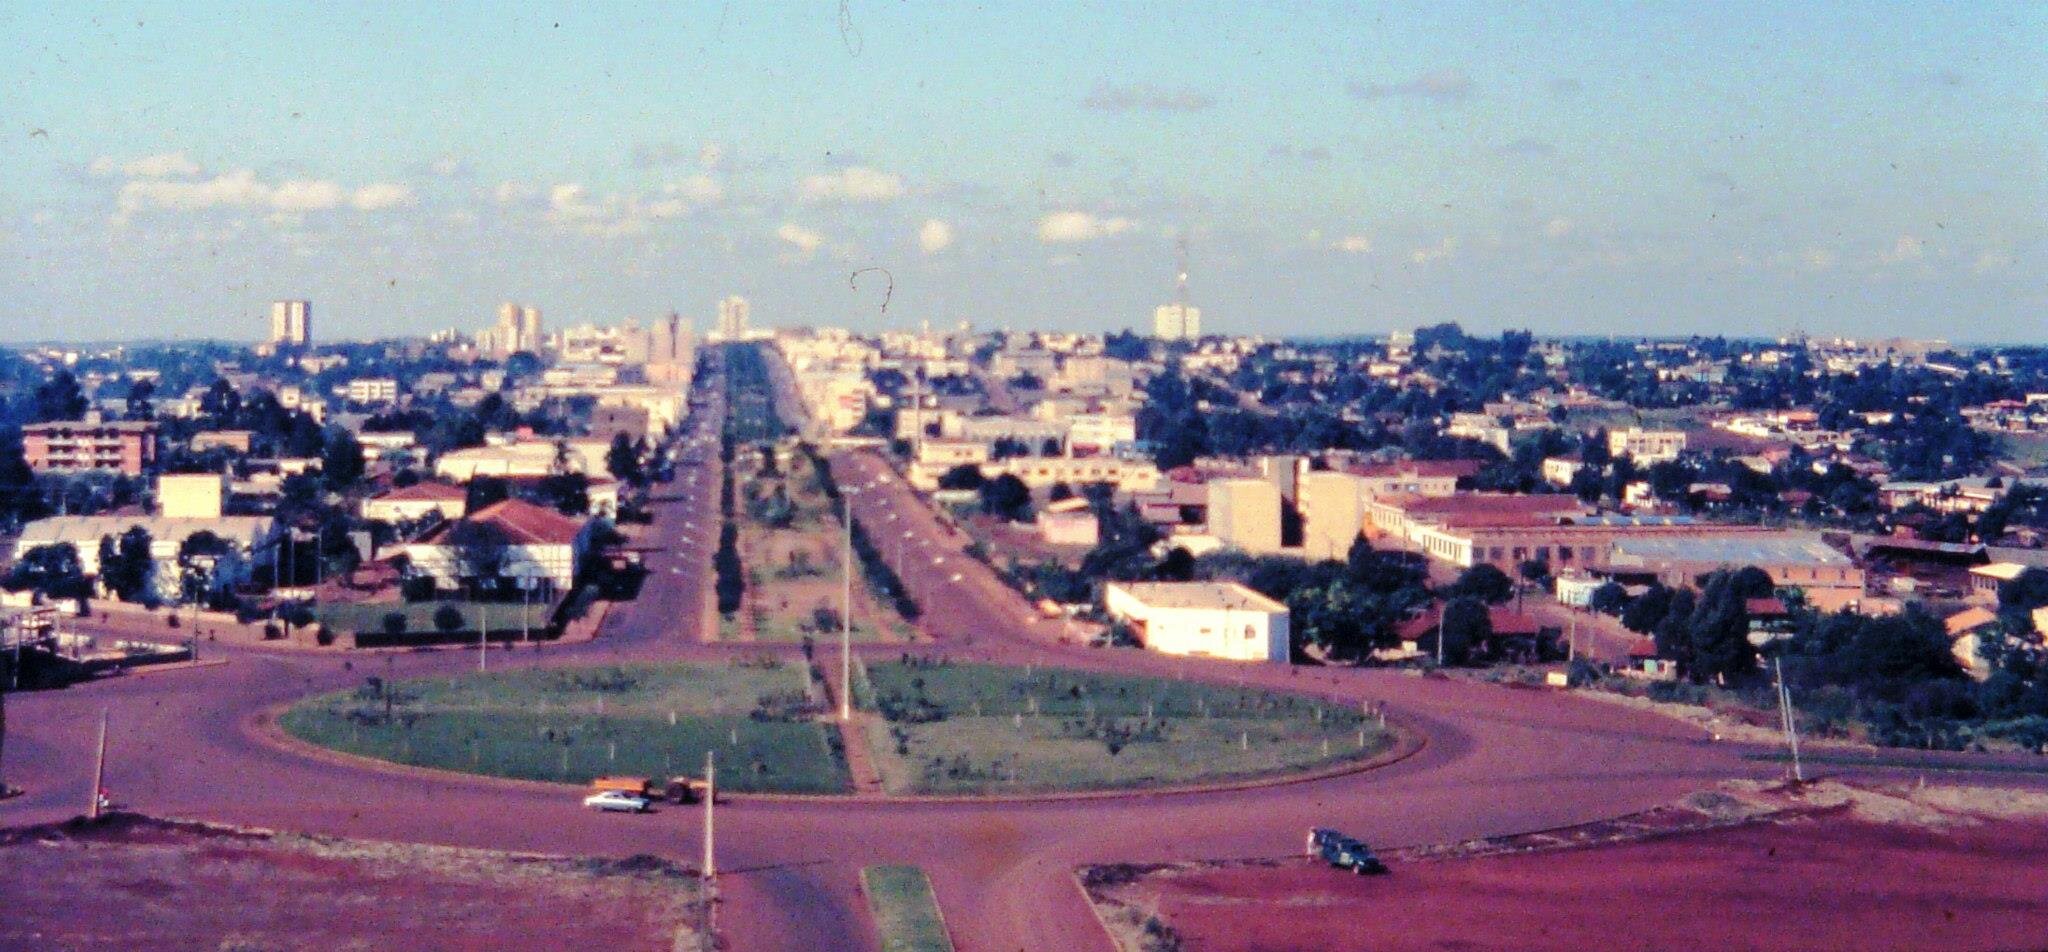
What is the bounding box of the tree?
[1999,568,2048,614]
[536,472,590,515]
[1432,597,1490,666]
[1588,581,1629,615]
[124,379,157,420]
[978,473,1031,521]
[99,526,155,602]
[32,370,89,422]
[1446,563,1514,604]
[0,427,43,526]
[466,476,511,512]
[3,542,91,601]
[606,433,645,486]
[432,604,465,636]
[175,530,232,605]
[322,429,366,489]
[1622,584,1673,633]
[381,612,409,639]
[936,465,985,491]
[1048,482,1075,503]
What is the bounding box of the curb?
[1072,870,1126,952]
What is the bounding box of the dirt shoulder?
[0,813,706,952]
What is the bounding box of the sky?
[1,1,2043,344]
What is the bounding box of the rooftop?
[374,481,467,502]
[413,499,585,547]
[1110,581,1287,614]
[1611,532,1851,567]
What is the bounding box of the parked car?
[1307,828,1388,875]
[583,790,652,813]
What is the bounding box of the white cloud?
[1409,236,1459,264]
[539,179,719,235]
[1544,217,1575,239]
[1800,247,1839,271]
[93,151,203,178]
[918,218,954,254]
[1973,250,2014,274]
[777,222,825,255]
[1880,234,1924,264]
[798,166,904,203]
[351,182,416,210]
[1332,234,1373,254]
[1037,210,1136,243]
[1348,69,1473,101]
[663,174,724,205]
[1082,82,1216,113]
[699,143,726,170]
[270,179,347,212]
[111,166,413,220]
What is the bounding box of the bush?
[432,604,465,634]
[381,612,408,638]
[314,625,336,647]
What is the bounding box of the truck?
[588,776,652,797]
[1307,828,1389,875]
[662,776,715,804]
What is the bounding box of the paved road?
[6,349,2029,952]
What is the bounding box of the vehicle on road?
[1307,828,1388,875]
[663,775,716,804]
[583,790,652,813]
[589,776,652,796]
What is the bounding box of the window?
[1244,625,1256,639]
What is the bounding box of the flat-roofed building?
[1608,427,1688,463]
[1036,496,1100,547]
[1607,532,1863,597]
[1298,470,1368,561]
[23,419,158,475]
[1207,477,1283,554]
[1104,581,1290,662]
[157,472,226,519]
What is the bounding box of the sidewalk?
[815,660,887,796]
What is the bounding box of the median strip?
[860,865,954,952]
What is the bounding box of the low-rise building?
[1103,581,1290,663]
[1036,497,1100,547]
[10,513,278,602]
[397,498,594,595]
[157,472,227,519]
[434,439,612,482]
[23,418,158,475]
[344,377,401,404]
[361,481,469,523]
[1206,478,1283,554]
[1607,427,1687,463]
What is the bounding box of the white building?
[11,514,278,602]
[1153,302,1201,341]
[345,377,401,404]
[715,295,750,340]
[1608,427,1688,464]
[1104,581,1290,663]
[434,439,612,482]
[269,299,311,346]
[361,481,469,523]
[397,499,593,595]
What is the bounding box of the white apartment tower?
[716,296,750,339]
[1152,242,1200,340]
[269,299,312,347]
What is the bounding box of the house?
[1102,581,1291,663]
[1608,427,1687,463]
[398,498,595,596]
[1623,637,1679,681]
[1036,497,1099,547]
[1968,563,2028,605]
[361,481,469,523]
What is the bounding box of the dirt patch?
[0,814,704,952]
[1083,781,2048,952]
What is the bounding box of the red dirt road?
[1106,813,2048,951]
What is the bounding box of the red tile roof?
[376,481,466,502]
[416,498,584,547]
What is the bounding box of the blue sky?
[1,1,2042,342]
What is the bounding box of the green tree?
[432,604,465,636]
[937,464,985,491]
[605,432,644,485]
[1431,596,1490,665]
[99,526,155,602]
[322,429,366,488]
[32,370,89,422]
[1588,581,1629,615]
[978,473,1031,520]
[1447,563,1514,604]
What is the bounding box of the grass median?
[861,865,953,952]
[279,660,850,794]
[860,660,1395,796]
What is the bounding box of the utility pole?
[89,708,108,820]
[840,487,855,721]
[1773,653,1804,782]
[702,750,717,880]
[1435,602,1446,667]
[479,596,489,673]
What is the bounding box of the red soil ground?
[0,814,700,952]
[1105,813,2048,952]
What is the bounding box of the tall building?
[716,296,750,339]
[519,305,544,351]
[23,418,159,475]
[1152,244,1200,340]
[1206,478,1282,554]
[269,300,312,347]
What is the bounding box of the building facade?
[1104,581,1290,663]
[269,299,311,346]
[23,419,158,475]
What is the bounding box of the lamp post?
[839,486,857,721]
[1747,628,1804,782]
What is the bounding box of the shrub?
[432,604,465,634]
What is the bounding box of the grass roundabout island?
[279,658,1399,797]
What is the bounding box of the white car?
[583,790,652,813]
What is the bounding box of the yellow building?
[1206,478,1282,554]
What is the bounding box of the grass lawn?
[859,661,1393,795]
[861,866,953,952]
[316,599,551,640]
[280,661,850,794]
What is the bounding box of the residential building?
[1297,470,1368,561]
[1968,563,2028,604]
[1065,413,1137,456]
[345,377,401,404]
[1206,478,1283,554]
[1607,427,1688,463]
[269,299,311,347]
[361,481,469,523]
[433,439,612,482]
[980,456,1161,493]
[397,498,594,595]
[1541,455,1587,487]
[1036,497,1100,547]
[1103,581,1290,663]
[190,430,254,453]
[23,418,158,475]
[157,473,226,519]
[1152,301,1201,341]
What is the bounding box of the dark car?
[1307,827,1389,875]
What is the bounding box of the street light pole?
[1773,653,1804,782]
[840,487,855,721]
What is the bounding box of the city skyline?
[3,2,2044,343]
